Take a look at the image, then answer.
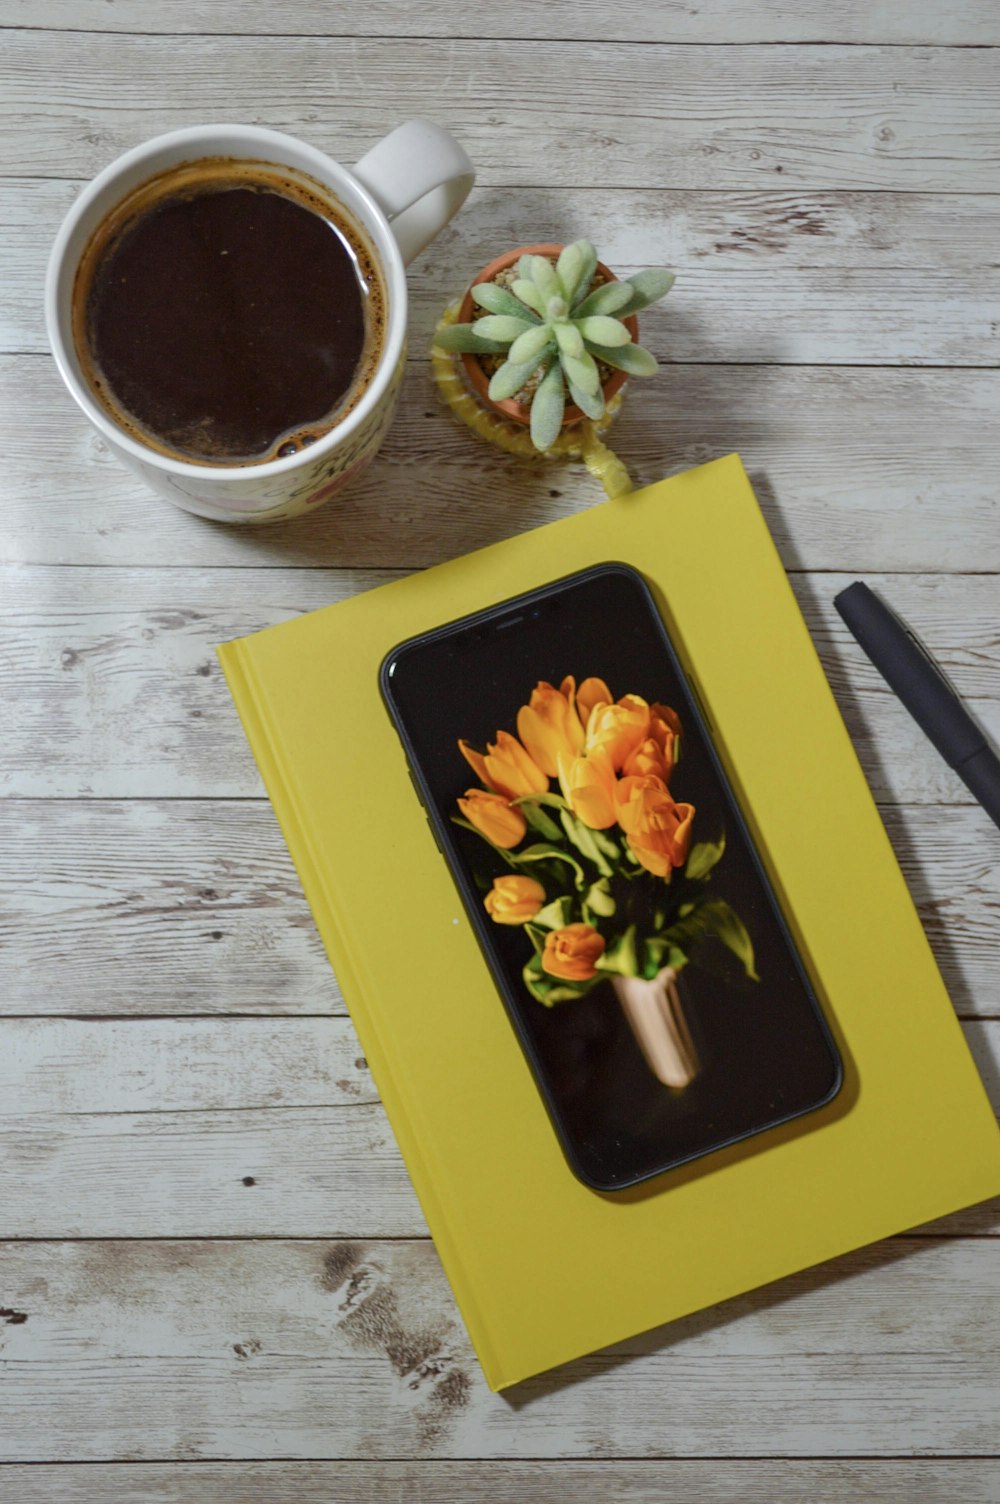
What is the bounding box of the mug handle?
[352,119,475,267]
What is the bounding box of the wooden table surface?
[2,3,1000,1499]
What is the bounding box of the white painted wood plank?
[1,1237,999,1458]
[5,355,999,574]
[0,1014,994,1236]
[0,800,341,1016]
[3,37,1000,191]
[4,1460,1000,1504]
[1,801,996,1019]
[0,568,996,803]
[0,1019,374,1114]
[9,180,1000,360]
[0,1104,424,1237]
[4,1,999,45]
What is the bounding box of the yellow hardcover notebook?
[219,454,1000,1390]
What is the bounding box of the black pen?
[834,581,1000,832]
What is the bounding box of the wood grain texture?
[0,1104,423,1238]
[0,566,996,803]
[6,354,999,573]
[4,1460,1000,1504]
[1,1237,1000,1459]
[9,179,1000,361]
[4,36,1000,191]
[0,800,340,1016]
[4,1,1000,45]
[0,1016,995,1237]
[1,800,997,1018]
[3,4,999,1478]
[0,1019,374,1114]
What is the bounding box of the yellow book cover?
[218,454,1000,1390]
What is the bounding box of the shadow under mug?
[45,120,474,525]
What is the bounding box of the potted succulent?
[435,240,674,451]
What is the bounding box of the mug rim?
[44,123,408,480]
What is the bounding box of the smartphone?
[380,563,842,1191]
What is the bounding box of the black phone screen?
[381,564,841,1190]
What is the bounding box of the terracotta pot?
[457,242,639,430]
[611,966,700,1089]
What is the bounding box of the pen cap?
[834,582,986,770]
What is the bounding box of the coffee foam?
[72,156,387,466]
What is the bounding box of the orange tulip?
[652,702,683,741]
[585,694,651,771]
[622,734,671,783]
[484,874,546,925]
[576,676,612,724]
[542,922,606,982]
[615,774,695,877]
[457,789,526,849]
[459,729,548,800]
[557,745,618,830]
[517,679,585,777]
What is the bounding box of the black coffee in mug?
[72,159,386,466]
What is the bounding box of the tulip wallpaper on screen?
[383,566,841,1188]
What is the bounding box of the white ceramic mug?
[46,121,474,523]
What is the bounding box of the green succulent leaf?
[508,322,555,365]
[578,315,632,347]
[471,282,541,321]
[511,277,546,315]
[560,350,601,398]
[567,241,598,307]
[556,240,597,306]
[572,279,633,319]
[554,321,585,359]
[433,323,513,354]
[488,356,548,403]
[617,268,675,315]
[584,341,659,377]
[555,241,583,300]
[474,314,535,343]
[529,358,566,451]
[567,378,606,421]
[527,255,560,297]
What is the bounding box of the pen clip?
[872,588,965,701]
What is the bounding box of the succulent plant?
[436,240,673,450]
